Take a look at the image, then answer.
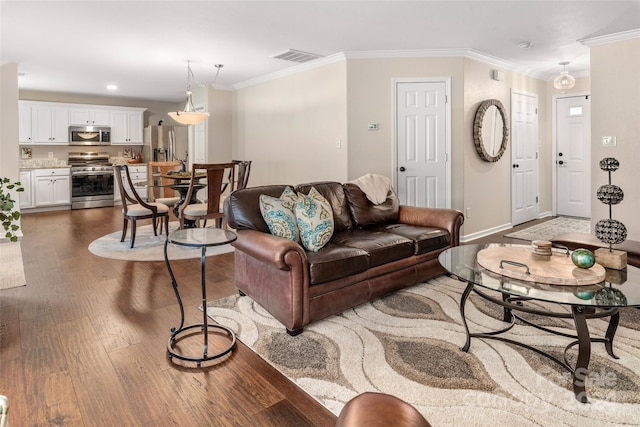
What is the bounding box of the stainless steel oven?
[69,152,114,209]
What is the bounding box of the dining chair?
[115,165,170,248]
[178,162,236,229]
[148,161,182,217]
[219,160,252,214]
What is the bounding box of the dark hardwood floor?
[0,207,551,426]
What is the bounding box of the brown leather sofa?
[224,181,464,335]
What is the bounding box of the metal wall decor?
[473,99,509,162]
[595,157,627,248]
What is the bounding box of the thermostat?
[368,123,379,131]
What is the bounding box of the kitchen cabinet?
[34,168,71,207]
[110,109,145,145]
[19,102,33,143]
[31,103,70,144]
[19,170,35,209]
[69,107,110,126]
[115,164,147,203]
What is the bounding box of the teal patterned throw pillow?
[259,187,300,242]
[295,187,334,252]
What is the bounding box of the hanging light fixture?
[553,61,576,91]
[168,61,223,125]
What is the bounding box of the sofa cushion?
[296,187,335,252]
[343,183,399,227]
[331,229,414,267]
[306,243,370,285]
[379,224,451,255]
[296,181,354,231]
[225,185,290,232]
[259,186,300,242]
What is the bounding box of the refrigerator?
[144,125,189,163]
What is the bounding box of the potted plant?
[0,177,24,242]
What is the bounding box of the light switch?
[335,138,341,149]
[602,136,617,147]
[368,123,378,131]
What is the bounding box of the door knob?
[558,160,565,165]
[512,164,519,168]
[558,152,563,157]
[399,167,406,172]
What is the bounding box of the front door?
[396,80,449,208]
[511,91,539,225]
[556,95,591,218]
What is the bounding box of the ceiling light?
[168,61,223,126]
[106,84,118,91]
[553,61,576,91]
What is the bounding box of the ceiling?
[2,1,639,103]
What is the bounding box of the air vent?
[272,49,323,63]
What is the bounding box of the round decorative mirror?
[473,99,509,162]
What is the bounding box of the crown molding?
[232,48,554,89]
[579,28,640,46]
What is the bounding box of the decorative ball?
[596,184,624,205]
[599,157,620,172]
[571,248,596,269]
[573,290,596,300]
[595,219,627,245]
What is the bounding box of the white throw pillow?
[295,187,334,252]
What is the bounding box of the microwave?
[69,126,111,145]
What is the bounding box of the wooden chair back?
[233,160,252,190]
[178,162,236,228]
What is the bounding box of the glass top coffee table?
[439,243,640,403]
[164,227,237,366]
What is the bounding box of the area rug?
[88,222,234,261]
[504,217,591,242]
[0,242,26,290]
[206,275,640,426]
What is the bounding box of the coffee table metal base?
[459,280,620,403]
[167,323,236,367]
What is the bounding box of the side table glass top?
[168,227,237,248]
[439,244,640,307]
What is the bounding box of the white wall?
[590,37,640,241]
[1,63,20,182]
[233,60,348,186]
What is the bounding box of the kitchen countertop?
[20,159,69,169]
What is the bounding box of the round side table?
[164,227,237,366]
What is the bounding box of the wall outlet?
[602,136,617,147]
[335,138,341,149]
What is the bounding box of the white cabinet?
[19,170,35,209]
[110,109,145,145]
[115,164,147,203]
[34,168,71,207]
[19,102,33,144]
[31,104,69,144]
[69,108,110,126]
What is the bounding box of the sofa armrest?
[398,206,464,246]
[232,229,309,270]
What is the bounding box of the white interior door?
[556,95,591,218]
[396,81,449,208]
[511,91,539,225]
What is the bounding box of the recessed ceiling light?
[518,42,533,49]
[106,84,118,91]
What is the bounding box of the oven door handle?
[71,171,114,177]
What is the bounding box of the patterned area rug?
[207,276,640,426]
[504,217,591,242]
[88,222,234,261]
[0,242,26,290]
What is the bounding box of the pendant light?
[169,62,223,125]
[553,61,576,91]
